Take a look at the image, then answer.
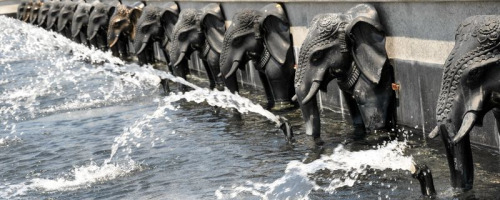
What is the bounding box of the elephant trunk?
[295,77,321,140]
[431,92,475,190]
[410,163,437,197]
[57,16,69,32]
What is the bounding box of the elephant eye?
[141,25,150,34]
[310,51,324,64]
[178,31,188,41]
[232,37,243,46]
[93,16,101,23]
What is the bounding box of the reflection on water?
[0,16,499,199]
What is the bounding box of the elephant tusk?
[428,126,439,139]
[224,61,239,79]
[301,81,320,105]
[452,112,477,144]
[88,28,99,40]
[108,36,119,47]
[172,52,186,67]
[291,95,297,102]
[136,42,148,55]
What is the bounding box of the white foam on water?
[0,160,140,198]
[215,140,413,200]
[0,16,285,197]
[30,160,140,192]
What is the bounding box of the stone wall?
[3,0,499,151]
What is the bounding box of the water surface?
[0,16,499,199]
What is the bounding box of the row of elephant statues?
[17,0,499,194]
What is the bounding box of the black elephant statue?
[107,1,145,59]
[17,1,32,22]
[29,0,43,25]
[46,1,63,31]
[428,15,500,191]
[87,1,117,52]
[168,3,226,92]
[294,4,395,144]
[219,3,295,111]
[133,2,178,93]
[57,1,80,38]
[37,1,52,28]
[133,2,178,66]
[71,0,93,46]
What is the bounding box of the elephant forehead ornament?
[294,4,395,143]
[429,16,500,191]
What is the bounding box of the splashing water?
[215,140,414,199]
[0,15,284,197]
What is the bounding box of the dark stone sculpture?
[87,1,117,52]
[29,1,43,25]
[37,1,52,28]
[133,2,178,65]
[107,1,145,59]
[428,15,500,191]
[46,1,63,31]
[133,2,179,93]
[57,1,79,39]
[71,1,93,46]
[169,4,226,92]
[294,4,395,144]
[219,3,295,111]
[17,1,33,22]
[410,163,437,197]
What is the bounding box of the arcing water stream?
[1,16,499,199]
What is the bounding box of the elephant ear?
[201,3,225,54]
[258,3,292,65]
[129,1,145,40]
[346,4,387,84]
[160,2,179,42]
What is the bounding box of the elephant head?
[428,15,500,190]
[133,2,178,65]
[71,1,93,43]
[46,1,63,30]
[168,4,226,90]
[219,3,295,110]
[29,1,43,24]
[87,1,116,49]
[295,4,394,141]
[57,1,79,37]
[107,1,145,48]
[18,1,34,22]
[37,1,52,28]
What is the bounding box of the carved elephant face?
[57,2,79,32]
[17,1,32,22]
[71,2,93,38]
[37,2,52,26]
[219,4,292,79]
[295,5,388,105]
[133,2,178,55]
[46,1,63,30]
[29,1,43,24]
[87,2,115,41]
[431,16,500,144]
[295,4,391,137]
[169,4,225,67]
[107,1,145,47]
